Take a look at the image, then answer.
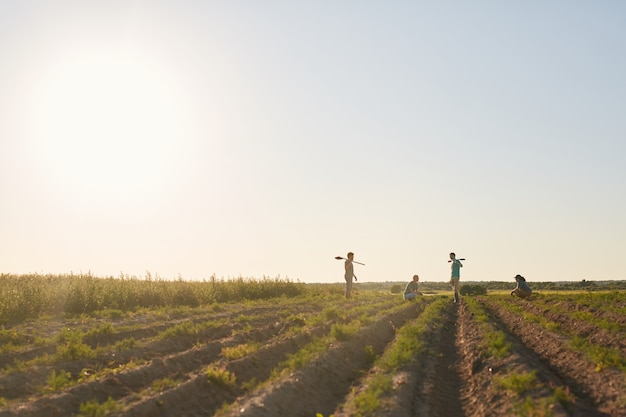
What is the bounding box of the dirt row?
[332,295,624,417]
[0,304,307,402]
[2,293,625,416]
[478,296,626,417]
[1,302,321,366]
[513,296,626,355]
[0,295,405,417]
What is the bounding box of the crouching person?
[404,275,421,300]
[511,274,532,299]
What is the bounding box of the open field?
[1,274,625,416]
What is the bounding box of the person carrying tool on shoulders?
[449,252,463,303]
[344,252,358,299]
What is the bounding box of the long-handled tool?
[448,258,466,262]
[335,256,365,266]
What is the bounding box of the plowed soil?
[1,293,625,417]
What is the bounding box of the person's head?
[514,274,525,282]
[412,275,419,282]
[347,252,354,260]
[449,252,456,260]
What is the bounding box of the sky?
[1,1,625,284]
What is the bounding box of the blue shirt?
[516,280,531,293]
[451,259,462,278]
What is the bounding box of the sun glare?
[29,46,184,200]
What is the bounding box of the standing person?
[344,252,358,299]
[511,274,532,299]
[449,252,463,303]
[404,275,421,300]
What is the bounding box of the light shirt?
[344,259,354,280]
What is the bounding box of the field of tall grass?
[0,273,312,326]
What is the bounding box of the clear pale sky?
[1,2,625,283]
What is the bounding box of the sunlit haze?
[1,2,625,283]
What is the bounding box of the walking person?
[344,252,358,299]
[449,252,463,303]
[403,274,421,300]
[511,274,532,299]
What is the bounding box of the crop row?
[485,294,626,372]
[476,295,626,416]
[0,292,410,416]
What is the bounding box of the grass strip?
[348,297,447,416]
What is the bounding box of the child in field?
[449,252,463,303]
[403,275,421,300]
[344,252,358,299]
[511,274,532,299]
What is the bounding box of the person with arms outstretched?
[344,252,358,299]
[449,252,463,303]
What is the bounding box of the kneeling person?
[511,274,532,299]
[404,275,421,300]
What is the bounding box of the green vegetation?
[569,336,626,372]
[0,273,309,325]
[464,297,511,359]
[330,322,359,341]
[221,343,260,360]
[512,397,555,417]
[379,303,441,370]
[206,365,237,390]
[494,370,538,394]
[44,369,74,392]
[263,296,408,391]
[459,284,487,296]
[357,280,626,294]
[353,374,392,416]
[482,331,512,359]
[2,276,625,417]
[551,384,576,409]
[348,297,446,416]
[495,371,577,417]
[390,284,402,294]
[79,396,120,417]
[487,293,626,373]
[55,328,96,361]
[152,377,182,392]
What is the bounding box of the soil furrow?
[509,297,626,355]
[216,303,421,417]
[120,301,404,417]
[479,297,626,416]
[0,306,302,401]
[118,319,333,417]
[0,313,305,416]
